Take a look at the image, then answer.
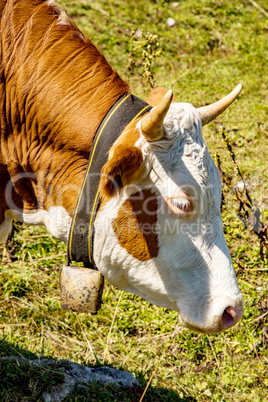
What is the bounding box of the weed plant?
[0,0,267,400]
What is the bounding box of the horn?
[197,84,242,126]
[141,90,173,141]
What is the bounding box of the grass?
[0,0,268,400]
[0,352,65,401]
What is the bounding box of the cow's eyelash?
[166,197,193,216]
[171,198,191,212]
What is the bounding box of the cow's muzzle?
[179,293,244,334]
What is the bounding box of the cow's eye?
[166,197,193,216]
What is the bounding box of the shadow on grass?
[0,338,195,402]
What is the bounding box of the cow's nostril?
[222,306,237,330]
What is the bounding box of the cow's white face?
[94,100,243,334]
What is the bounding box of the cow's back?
[0,1,129,153]
[0,0,129,223]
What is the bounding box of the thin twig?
[207,336,220,369]
[248,311,268,325]
[90,3,110,17]
[252,334,262,364]
[245,268,268,271]
[139,325,181,402]
[103,291,123,363]
[79,318,97,364]
[34,253,66,262]
[248,0,268,17]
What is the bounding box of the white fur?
[46,0,73,27]
[94,102,243,334]
[0,211,13,243]
[1,206,71,242]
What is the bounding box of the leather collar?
[67,93,152,267]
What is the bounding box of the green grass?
[0,0,268,400]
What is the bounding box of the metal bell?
[60,265,104,314]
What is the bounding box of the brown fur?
[99,118,145,200]
[0,165,10,222]
[100,144,144,198]
[112,189,159,261]
[0,0,129,219]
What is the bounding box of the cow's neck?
[0,0,129,228]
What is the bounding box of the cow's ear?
[99,144,144,198]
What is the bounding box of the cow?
[0,0,243,334]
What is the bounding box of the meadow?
[0,0,267,400]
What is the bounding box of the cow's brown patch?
[112,189,159,261]
[100,142,144,199]
[99,121,145,201]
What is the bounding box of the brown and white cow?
[0,0,243,333]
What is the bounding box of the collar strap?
[67,93,152,267]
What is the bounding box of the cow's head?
[95,85,243,334]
